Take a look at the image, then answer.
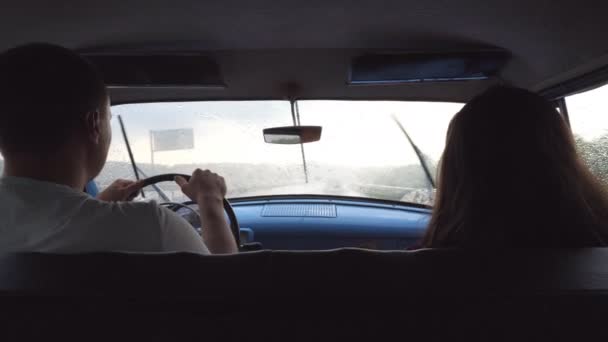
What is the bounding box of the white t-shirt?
[0,176,209,254]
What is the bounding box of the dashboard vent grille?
[261,204,337,218]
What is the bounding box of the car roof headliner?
[2,0,608,103]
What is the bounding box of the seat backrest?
[1,248,608,340]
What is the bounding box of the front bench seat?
[1,248,608,341]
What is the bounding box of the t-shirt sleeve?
[155,205,210,254]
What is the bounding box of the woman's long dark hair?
[422,86,608,248]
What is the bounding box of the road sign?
[150,128,194,152]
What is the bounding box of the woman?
[422,86,608,247]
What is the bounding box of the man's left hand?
[96,179,144,202]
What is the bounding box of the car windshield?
[97,100,462,205]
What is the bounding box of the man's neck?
[3,153,89,191]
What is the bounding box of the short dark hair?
[0,43,106,155]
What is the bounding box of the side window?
[566,84,608,186]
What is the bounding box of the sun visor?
[83,54,225,88]
[349,51,509,85]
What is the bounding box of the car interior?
[2,0,608,340]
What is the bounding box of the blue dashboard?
[88,181,430,250]
[230,197,430,250]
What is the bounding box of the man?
[0,43,237,254]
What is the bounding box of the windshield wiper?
[391,115,436,189]
[117,115,171,202]
[292,100,309,183]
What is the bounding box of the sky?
[106,100,462,169]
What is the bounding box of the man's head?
[0,43,111,179]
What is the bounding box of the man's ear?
[84,110,101,144]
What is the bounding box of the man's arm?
[175,169,238,254]
[157,205,210,254]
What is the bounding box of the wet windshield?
[96,100,461,205]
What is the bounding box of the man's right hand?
[175,169,227,205]
[174,169,237,254]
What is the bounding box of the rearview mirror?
[263,126,322,144]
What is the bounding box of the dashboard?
[178,196,430,250]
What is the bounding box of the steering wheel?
[140,173,240,247]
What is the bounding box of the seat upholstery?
[1,248,608,340]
